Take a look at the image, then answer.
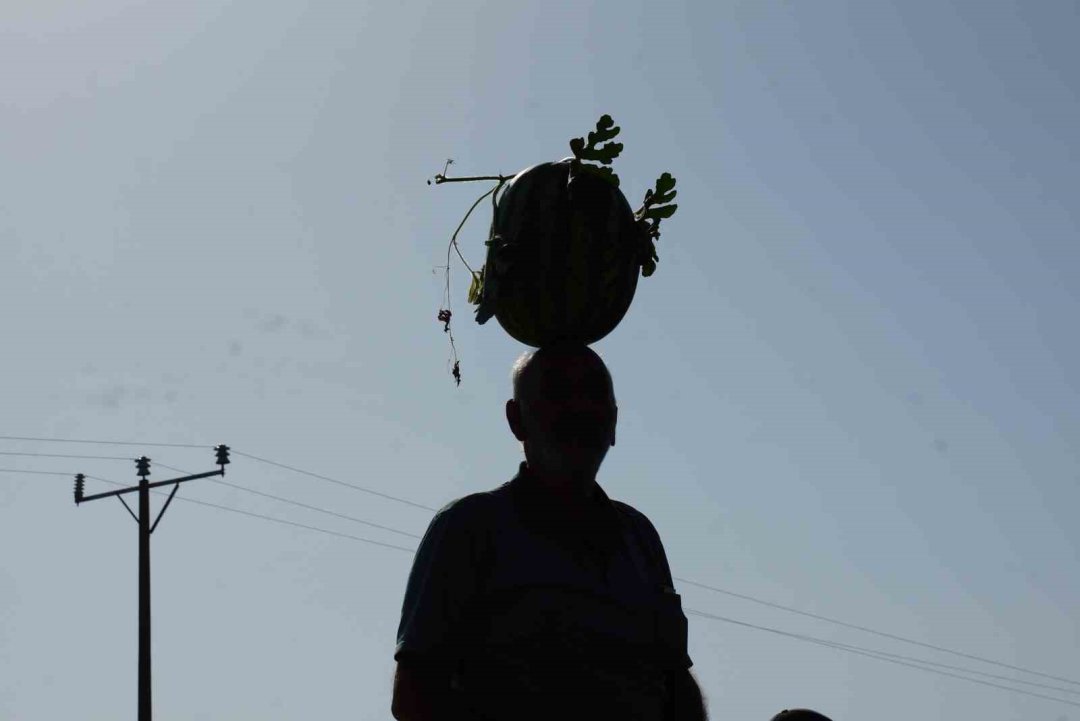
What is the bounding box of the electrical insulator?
[135,456,151,479]
[215,444,231,468]
[74,474,85,504]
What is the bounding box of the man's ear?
[506,398,528,442]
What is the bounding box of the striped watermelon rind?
[475,158,642,348]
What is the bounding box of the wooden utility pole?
[74,445,230,721]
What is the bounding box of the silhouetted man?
[392,343,707,720]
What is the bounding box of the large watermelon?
[474,158,643,347]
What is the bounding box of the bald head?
[506,343,618,481]
[511,343,614,409]
[770,710,833,721]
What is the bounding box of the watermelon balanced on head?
[473,158,643,348]
[430,115,677,384]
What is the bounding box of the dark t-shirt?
[395,463,691,720]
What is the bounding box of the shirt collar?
[511,461,611,505]
[508,462,623,566]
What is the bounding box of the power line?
[685,608,1080,710]
[84,476,417,554]
[82,462,1080,702]
[687,597,1080,697]
[0,435,207,449]
[78,469,1080,709]
[2,434,438,512]
[153,462,423,541]
[7,435,1078,691]
[815,639,1080,697]
[2,463,421,553]
[0,451,135,461]
[213,479,424,540]
[10,464,1077,709]
[677,577,1080,688]
[230,446,1080,691]
[231,450,438,512]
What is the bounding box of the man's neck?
[522,463,598,508]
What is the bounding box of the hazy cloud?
[86,382,153,410]
[258,314,288,333]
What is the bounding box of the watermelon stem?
[431,173,513,185]
[437,178,509,386]
[445,185,500,278]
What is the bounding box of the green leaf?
[655,172,676,194]
[579,163,620,187]
[570,115,623,166]
[641,258,656,277]
[643,174,676,206]
[651,188,676,205]
[578,141,623,165]
[587,118,620,144]
[645,203,678,221]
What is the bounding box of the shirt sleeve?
[395,497,485,664]
[634,512,694,670]
[637,515,676,588]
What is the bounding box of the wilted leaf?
[467,266,485,305]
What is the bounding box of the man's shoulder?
[609,498,662,539]
[608,498,672,580]
[431,482,513,523]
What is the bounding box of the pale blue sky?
[2,1,1077,719]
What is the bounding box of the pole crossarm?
[149,483,181,534]
[79,469,224,503]
[117,495,140,523]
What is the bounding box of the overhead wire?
[0,451,136,461]
[689,607,1080,697]
[675,576,1080,688]
[82,475,418,554]
[5,434,1079,694]
[219,446,1080,691]
[152,461,423,541]
[230,450,438,512]
[0,466,417,554]
[0,434,438,511]
[806,638,1080,697]
[0,467,76,476]
[0,435,207,449]
[80,467,1080,710]
[5,463,1079,710]
[686,608,1080,709]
